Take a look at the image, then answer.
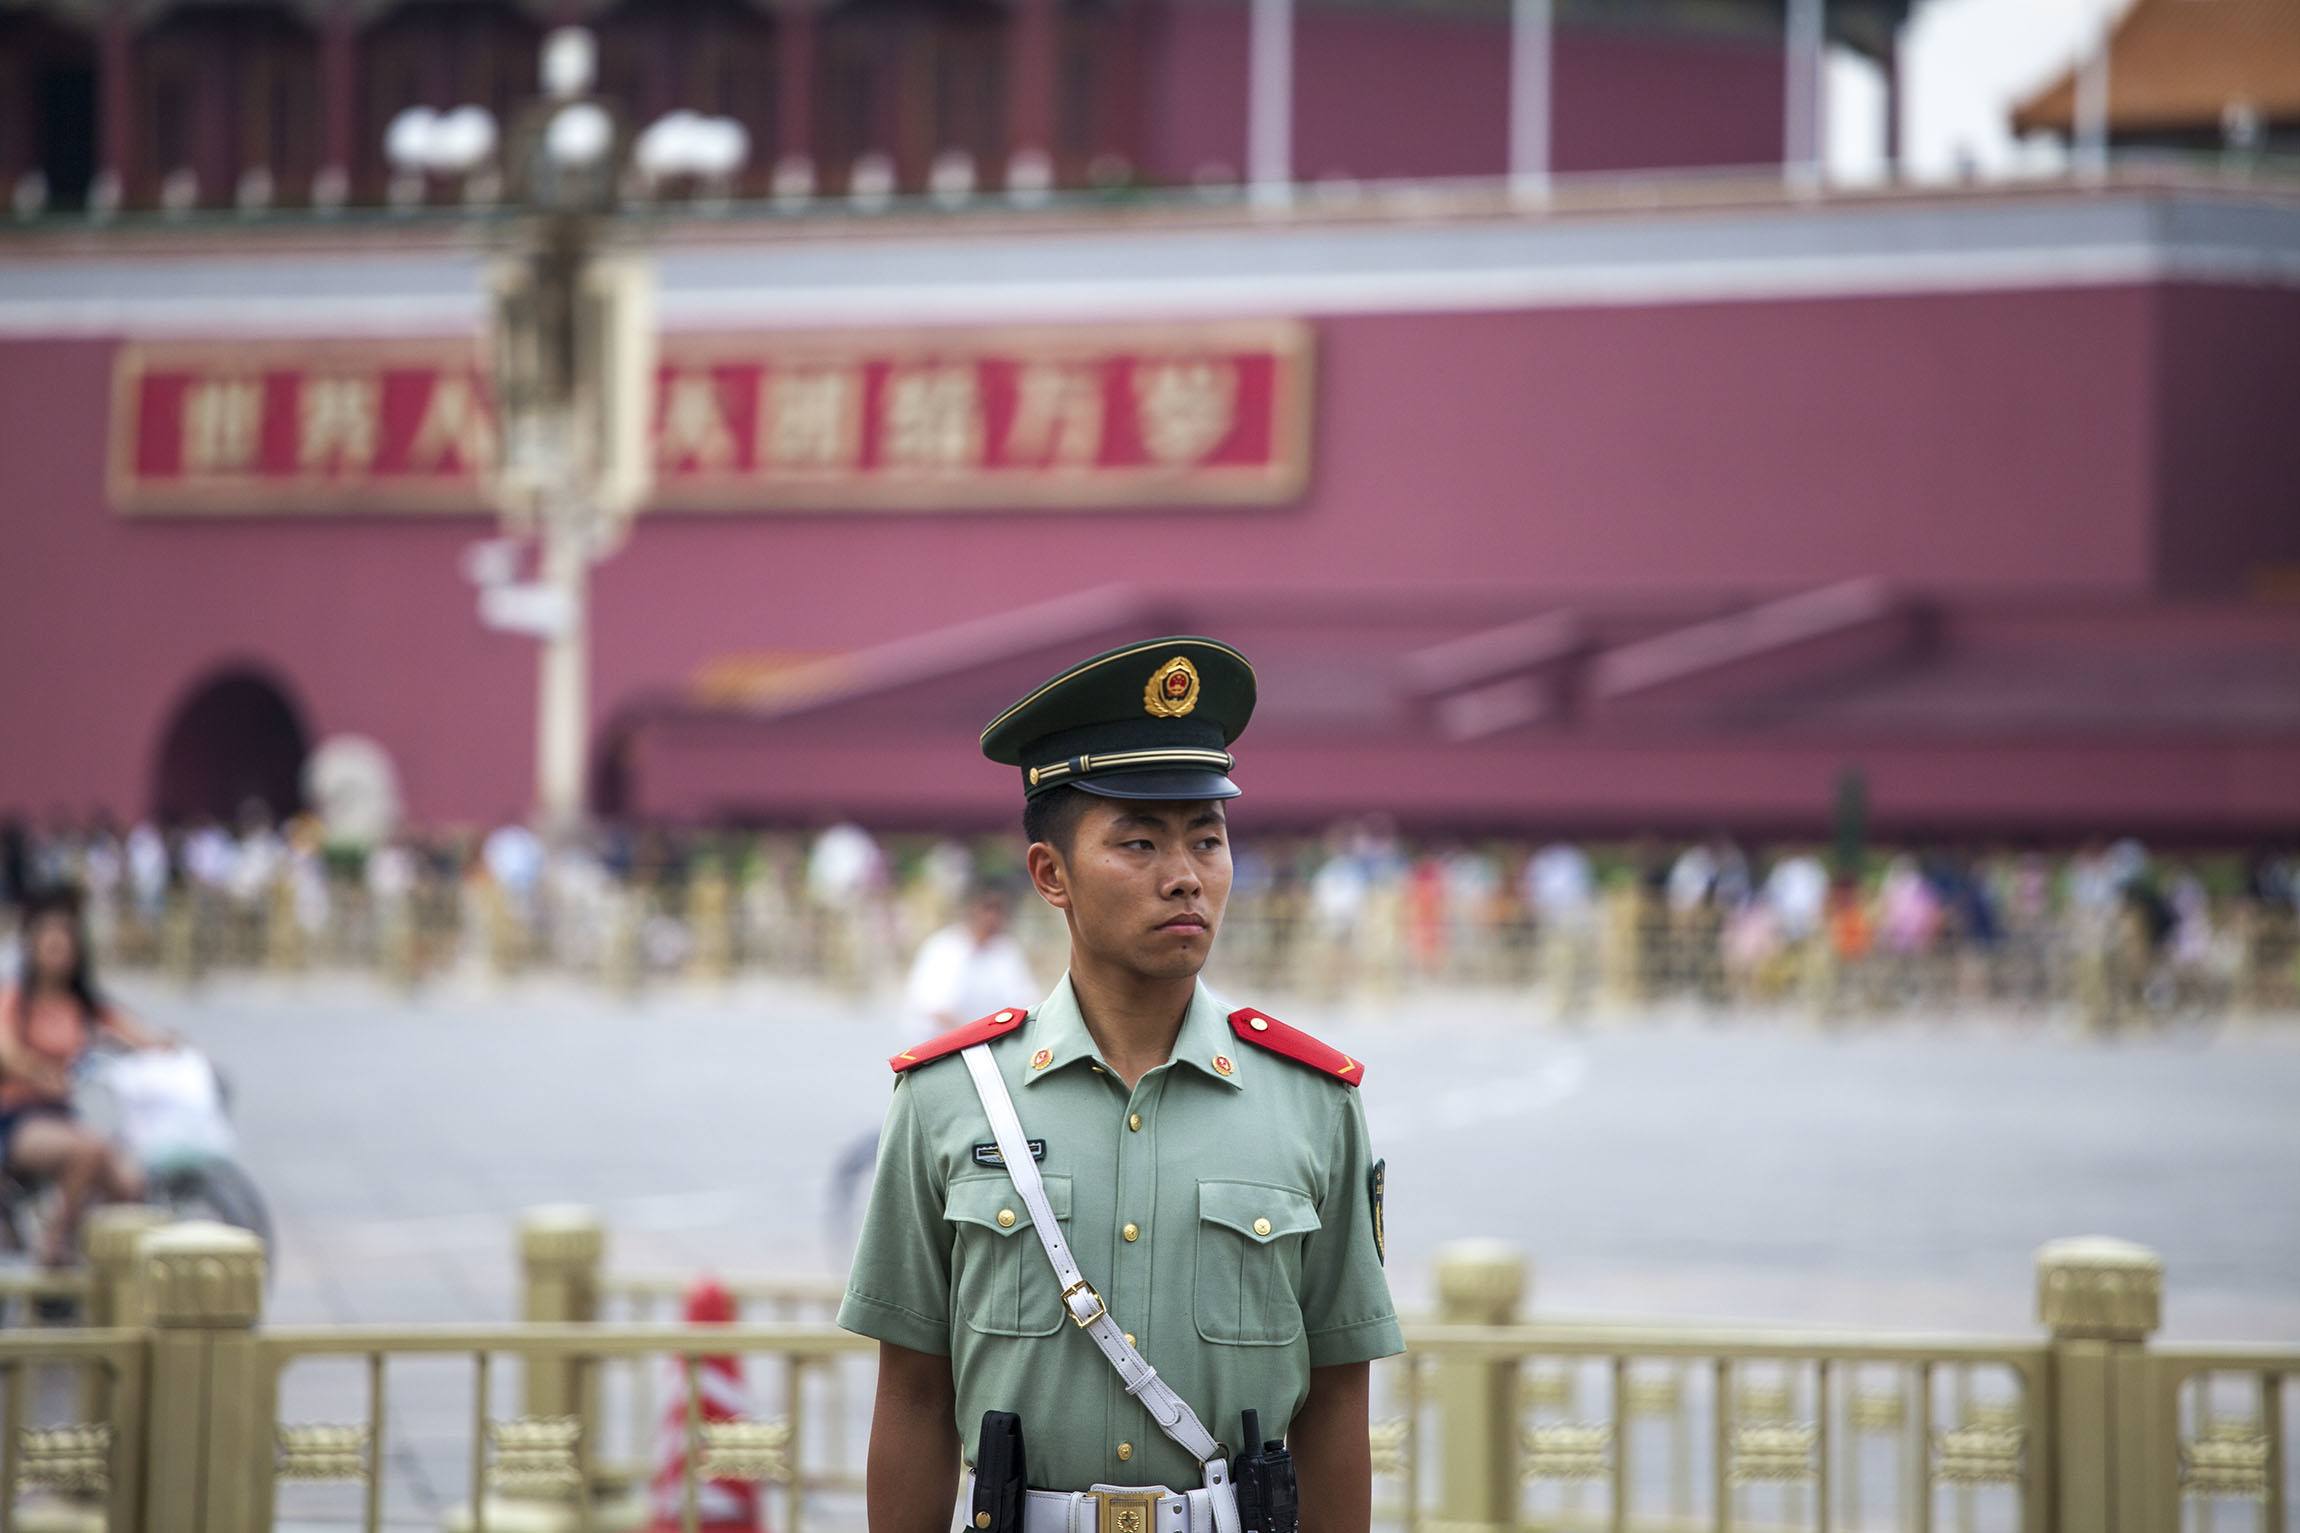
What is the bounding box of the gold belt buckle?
[1095,1491,1158,1533]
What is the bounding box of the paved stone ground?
[29,969,2300,1527]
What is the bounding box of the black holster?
[972,1411,1028,1533]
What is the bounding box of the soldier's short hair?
[1022,785,1094,857]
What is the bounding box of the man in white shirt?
[831,883,1040,1245]
[898,882,1038,1044]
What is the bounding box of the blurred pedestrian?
[833,880,1043,1244]
[1525,841,1597,1019]
[899,881,1038,1045]
[0,889,166,1266]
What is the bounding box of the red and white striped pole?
[649,1279,763,1533]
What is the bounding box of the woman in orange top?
[1,889,163,1265]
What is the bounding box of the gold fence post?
[1596,882,1641,1015]
[603,887,645,999]
[2037,1236,2162,1533]
[520,1206,603,1418]
[1435,1239,1527,1532]
[688,864,734,983]
[79,1206,170,1417]
[160,891,200,986]
[446,1208,644,1533]
[139,1221,269,1533]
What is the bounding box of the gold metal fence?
[1,1215,2292,1532]
[84,874,2300,1024]
[594,1261,852,1504]
[0,1326,146,1533]
[1374,1325,2053,1532]
[256,1322,873,1533]
[2145,1347,2298,1533]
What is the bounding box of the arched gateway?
[151,669,311,826]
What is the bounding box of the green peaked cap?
[980,636,1257,801]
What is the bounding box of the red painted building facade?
[9,170,2300,838]
[2,0,2296,840]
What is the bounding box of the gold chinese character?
[1133,359,1238,466]
[181,376,264,474]
[1005,362,1105,469]
[882,364,983,470]
[298,376,379,472]
[759,368,861,471]
[657,371,739,472]
[407,374,497,473]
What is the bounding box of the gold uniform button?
[995,1010,1017,1024]
[1123,1332,1135,1347]
[1253,1217,1272,1237]
[1117,1442,1133,1462]
[996,1209,1017,1229]
[1128,1113,1143,1132]
[1122,1223,1140,1242]
[976,1516,993,1529]
[1249,1017,1270,1031]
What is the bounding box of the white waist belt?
[963,1474,1223,1533]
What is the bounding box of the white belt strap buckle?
[1063,1278,1108,1328]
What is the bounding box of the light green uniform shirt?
[838,975,1403,1493]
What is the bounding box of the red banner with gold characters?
[107,322,1312,514]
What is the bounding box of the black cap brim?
[1071,769,1242,802]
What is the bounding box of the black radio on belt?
[973,1411,1028,1533]
[1232,1410,1298,1533]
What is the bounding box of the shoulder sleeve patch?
[889,1006,1030,1074]
[1227,1007,1364,1086]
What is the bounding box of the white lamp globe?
[385,106,439,172]
[435,106,499,173]
[545,100,614,167]
[541,28,597,101]
[699,118,750,179]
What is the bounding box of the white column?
[1783,0,1825,193]
[534,517,589,830]
[1247,0,1293,208]
[2074,0,2112,184]
[1507,0,1551,203]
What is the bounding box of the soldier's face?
[1043,798,1231,982]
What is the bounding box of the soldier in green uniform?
[839,636,1402,1533]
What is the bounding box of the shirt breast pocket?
[1194,1179,1321,1346]
[946,1174,1073,1338]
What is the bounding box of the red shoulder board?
[889,1007,1029,1074]
[1228,1008,1364,1086]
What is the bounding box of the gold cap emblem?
[1030,1048,1053,1071]
[1143,655,1201,719]
[1212,1054,1234,1077]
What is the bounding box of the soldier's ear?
[1026,841,1071,911]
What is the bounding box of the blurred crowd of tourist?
[6,805,2300,1025]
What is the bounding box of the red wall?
[2151,283,2300,596]
[0,280,2268,824]
[1139,11,1786,185]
